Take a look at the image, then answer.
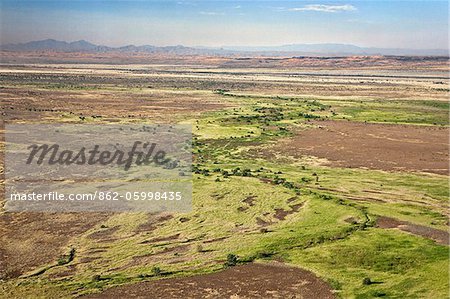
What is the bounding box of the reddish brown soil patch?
[0,86,228,123]
[79,257,99,263]
[290,203,303,212]
[47,264,77,279]
[274,203,304,220]
[135,214,173,233]
[81,262,336,299]
[274,208,290,220]
[203,236,229,244]
[271,120,449,174]
[344,217,360,224]
[140,234,180,244]
[243,195,257,206]
[121,245,190,269]
[155,244,190,256]
[238,195,258,212]
[259,178,274,184]
[256,217,270,227]
[287,197,298,203]
[0,212,110,279]
[376,216,449,245]
[86,249,108,255]
[87,227,119,241]
[114,242,192,272]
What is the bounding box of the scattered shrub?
[363,277,372,285]
[152,266,162,276]
[224,254,238,267]
[57,248,75,265]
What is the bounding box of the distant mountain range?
[0,39,213,55]
[1,39,448,56]
[221,44,449,56]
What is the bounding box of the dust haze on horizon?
[1,1,448,50]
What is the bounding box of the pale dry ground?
[0,56,448,298]
[1,60,448,102]
[1,51,448,70]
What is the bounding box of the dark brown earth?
[274,203,304,221]
[0,87,228,123]
[135,214,173,233]
[1,58,448,297]
[81,263,336,299]
[271,120,449,174]
[376,216,449,245]
[256,217,270,227]
[0,212,110,279]
[243,195,257,206]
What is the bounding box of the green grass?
[326,99,449,126]
[288,229,449,298]
[2,89,448,299]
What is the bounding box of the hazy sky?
[1,1,448,49]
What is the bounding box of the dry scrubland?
[0,53,449,298]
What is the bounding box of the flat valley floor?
[0,54,449,298]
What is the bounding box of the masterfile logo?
[5,124,192,212]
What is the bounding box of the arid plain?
[0,53,449,298]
